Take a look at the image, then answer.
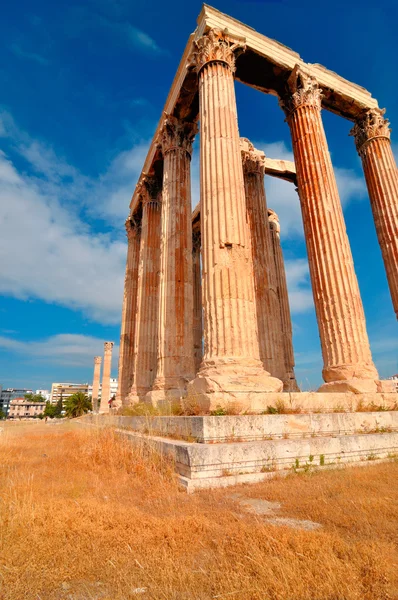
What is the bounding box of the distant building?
[0,388,33,417]
[8,398,45,419]
[388,374,398,391]
[88,378,118,400]
[50,383,90,405]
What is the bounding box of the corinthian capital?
[240,138,265,175]
[137,174,162,207]
[125,216,141,240]
[192,29,245,73]
[350,108,391,155]
[94,356,102,365]
[268,208,280,236]
[159,114,198,156]
[279,65,323,117]
[104,341,114,354]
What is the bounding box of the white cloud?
[0,334,119,368]
[285,258,313,314]
[10,43,50,66]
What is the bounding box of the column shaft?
[91,356,101,412]
[351,110,398,319]
[188,29,282,408]
[268,210,299,391]
[100,342,114,412]
[281,66,378,392]
[116,218,141,406]
[192,229,203,373]
[241,139,286,382]
[129,179,162,400]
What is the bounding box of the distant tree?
[54,395,64,418]
[64,392,92,418]
[0,409,5,420]
[24,393,46,403]
[43,401,57,419]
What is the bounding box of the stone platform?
[81,410,398,492]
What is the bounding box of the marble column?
[268,209,300,392]
[350,109,398,319]
[241,138,286,383]
[129,177,162,402]
[148,115,197,402]
[100,341,114,413]
[280,65,378,392]
[192,229,203,373]
[91,356,101,412]
[116,217,141,407]
[187,29,282,409]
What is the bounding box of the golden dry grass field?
[0,421,397,600]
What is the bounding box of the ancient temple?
[116,6,398,410]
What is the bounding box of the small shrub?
[320,454,325,466]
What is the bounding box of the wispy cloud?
[285,259,313,314]
[0,334,119,368]
[10,43,50,66]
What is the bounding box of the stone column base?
[187,359,283,412]
[318,379,378,394]
[145,388,186,407]
[283,377,300,392]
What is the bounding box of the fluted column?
[268,209,300,391]
[129,177,162,401]
[241,138,286,383]
[148,115,197,402]
[280,65,378,392]
[100,341,114,413]
[91,356,101,412]
[350,109,398,319]
[187,29,282,409]
[192,229,203,373]
[116,217,141,406]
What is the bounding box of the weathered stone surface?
[187,30,282,407]
[99,342,113,413]
[351,109,398,319]
[280,66,378,392]
[91,356,101,412]
[116,218,141,407]
[192,230,202,373]
[268,209,300,391]
[147,115,197,402]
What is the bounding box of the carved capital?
[125,216,141,240]
[94,356,102,365]
[350,108,391,156]
[137,174,162,207]
[104,341,114,354]
[279,65,323,117]
[192,29,245,74]
[240,138,265,175]
[160,114,198,157]
[268,208,280,236]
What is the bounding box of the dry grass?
[0,422,397,600]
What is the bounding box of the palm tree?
[64,392,92,418]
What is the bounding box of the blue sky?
[0,0,397,391]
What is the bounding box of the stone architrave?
[148,115,197,403]
[268,209,300,392]
[99,342,114,413]
[116,217,141,407]
[280,66,378,393]
[129,177,162,402]
[91,356,102,412]
[350,109,398,319]
[192,229,203,373]
[187,29,283,409]
[241,138,286,383]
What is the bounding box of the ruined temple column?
[116,217,141,407]
[280,66,378,392]
[91,356,102,412]
[192,229,202,373]
[148,116,197,402]
[241,138,286,382]
[187,29,282,409]
[100,341,114,413]
[350,109,398,319]
[129,177,162,402]
[268,209,300,392]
